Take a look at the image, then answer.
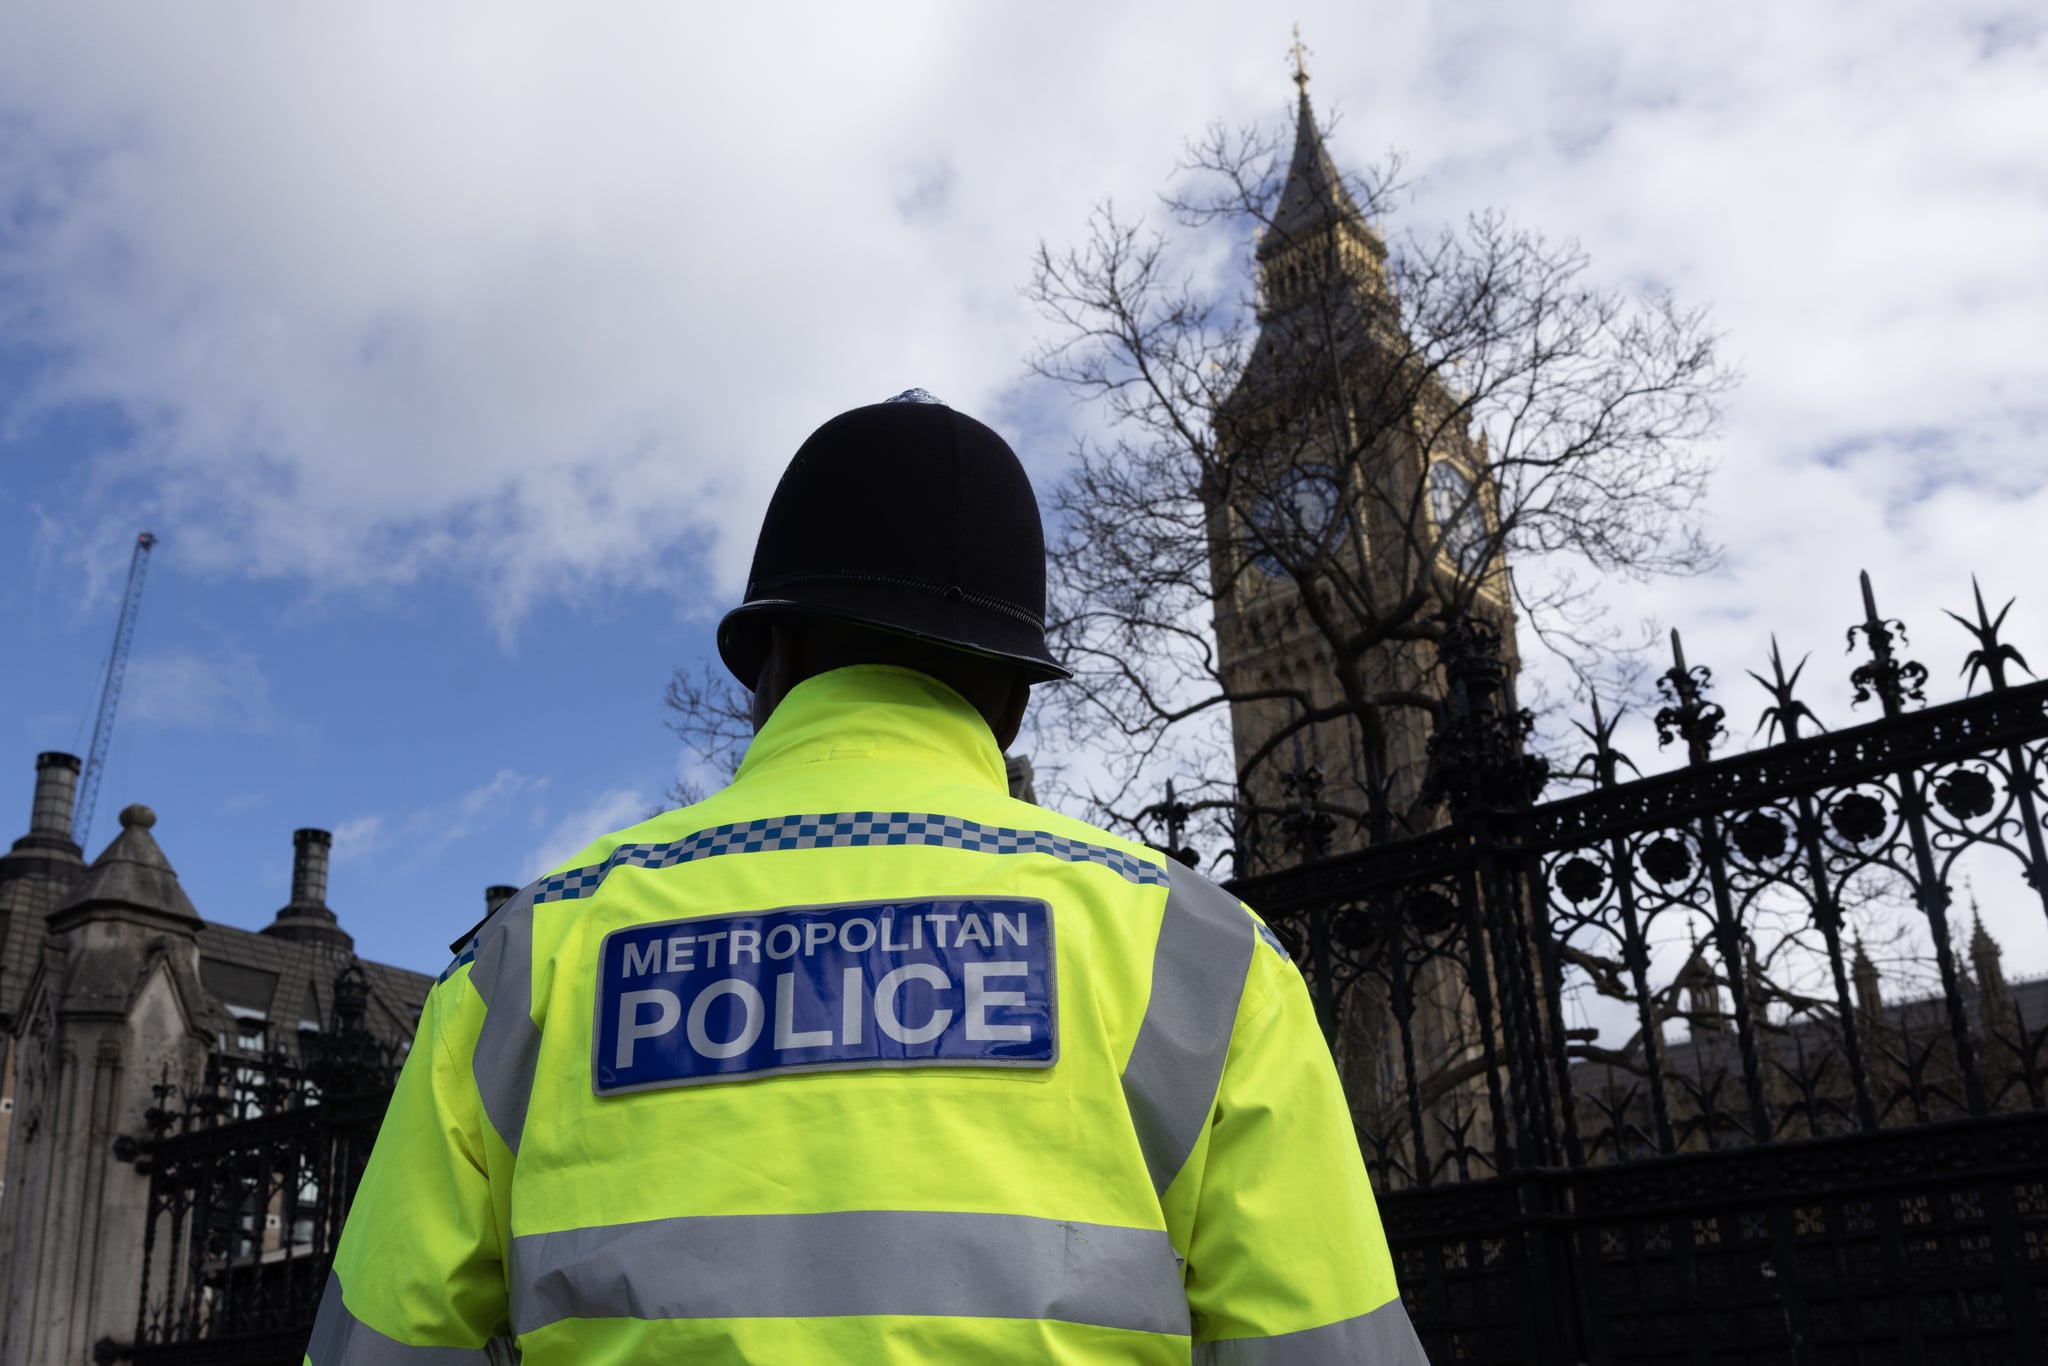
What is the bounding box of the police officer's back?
[307,394,1427,1363]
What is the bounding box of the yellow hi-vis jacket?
[306,665,1426,1364]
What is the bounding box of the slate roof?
[195,922,430,1056]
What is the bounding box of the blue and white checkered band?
[437,941,478,984]
[533,813,1168,905]
[594,897,1057,1094]
[1253,918,1290,961]
[883,387,944,405]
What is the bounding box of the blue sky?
[3,3,2046,983]
[1,386,698,969]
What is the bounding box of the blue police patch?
[593,898,1057,1095]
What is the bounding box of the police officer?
[307,392,1427,1364]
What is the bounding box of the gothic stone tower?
[1206,64,1522,1174]
[1209,66,1520,859]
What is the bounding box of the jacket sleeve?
[303,969,512,1364]
[1180,929,1430,1364]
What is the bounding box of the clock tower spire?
[1254,34,1387,321]
[1209,45,1519,869]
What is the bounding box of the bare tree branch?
[1024,103,1736,864]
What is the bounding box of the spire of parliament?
[1260,26,1368,263]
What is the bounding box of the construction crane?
[75,531,157,851]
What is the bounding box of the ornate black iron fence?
[102,969,402,1366]
[1222,575,2048,1361]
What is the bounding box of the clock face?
[1247,464,1346,578]
[1429,462,1487,570]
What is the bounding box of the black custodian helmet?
[717,390,1070,687]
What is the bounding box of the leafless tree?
[1025,111,1737,862]
[659,660,754,809]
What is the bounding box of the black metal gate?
[1228,575,2048,1362]
[105,968,401,1366]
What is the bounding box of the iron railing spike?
[1748,633,1821,742]
[1848,569,1928,711]
[1947,576,2031,691]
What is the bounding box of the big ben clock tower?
[1206,49,1522,1160]
[1210,48,1521,870]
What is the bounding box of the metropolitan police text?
[612,908,1035,1068]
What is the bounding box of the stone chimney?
[30,752,81,841]
[294,827,330,905]
[13,751,83,857]
[261,828,354,950]
[2,753,88,924]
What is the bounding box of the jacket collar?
[733,665,1010,796]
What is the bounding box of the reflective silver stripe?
[1193,1297,1430,1365]
[470,881,542,1155]
[306,1274,501,1365]
[1121,862,1256,1194]
[509,1209,1191,1338]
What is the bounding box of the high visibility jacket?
[307,665,1425,1364]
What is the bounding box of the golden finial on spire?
[1289,23,1312,94]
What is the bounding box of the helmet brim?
[717,595,1072,691]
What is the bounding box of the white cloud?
[332,768,545,864]
[4,1,2047,979]
[531,786,655,878]
[443,769,544,847]
[123,646,274,731]
[0,4,1220,636]
[6,6,2037,633]
[330,813,387,863]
